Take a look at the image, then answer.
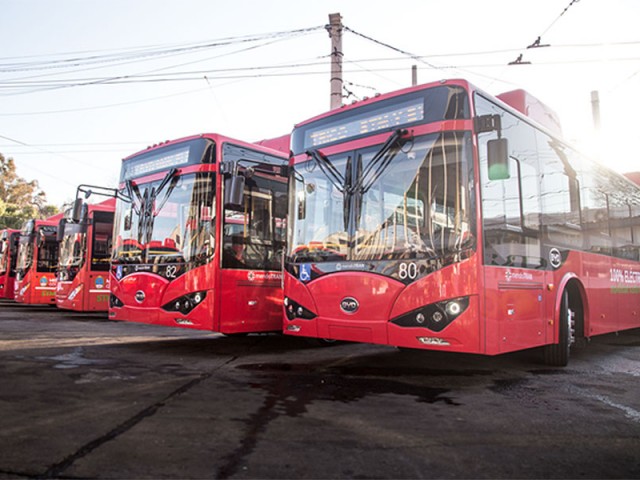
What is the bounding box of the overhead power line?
[0,26,325,73]
[509,0,582,65]
[343,26,440,69]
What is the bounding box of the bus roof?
[293,79,475,129]
[121,132,289,163]
[293,78,563,142]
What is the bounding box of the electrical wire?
[508,0,582,65]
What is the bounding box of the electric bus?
[14,214,63,305]
[56,195,115,311]
[109,133,289,334]
[0,228,20,299]
[283,78,640,366]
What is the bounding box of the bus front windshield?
[111,172,215,265]
[16,236,33,275]
[288,132,475,265]
[16,229,59,275]
[59,224,86,269]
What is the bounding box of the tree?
[0,152,59,229]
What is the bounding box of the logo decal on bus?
[549,248,562,269]
[95,276,104,289]
[340,297,359,314]
[135,290,145,303]
[299,264,311,282]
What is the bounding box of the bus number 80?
[398,262,418,281]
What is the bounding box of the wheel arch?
[554,273,588,340]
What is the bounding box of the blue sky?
[1,0,639,206]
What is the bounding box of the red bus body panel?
[0,229,19,299]
[56,199,115,312]
[284,78,640,357]
[14,215,62,305]
[109,133,287,333]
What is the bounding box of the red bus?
[14,215,63,305]
[56,194,115,311]
[283,78,640,366]
[0,228,20,299]
[109,133,289,334]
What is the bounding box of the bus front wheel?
[544,288,576,367]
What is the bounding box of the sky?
[1,0,639,208]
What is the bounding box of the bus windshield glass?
[288,131,475,264]
[16,236,33,274]
[59,223,86,269]
[112,172,215,265]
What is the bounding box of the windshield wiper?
[355,128,409,195]
[306,148,345,193]
[129,168,180,250]
[126,179,143,215]
[152,168,179,216]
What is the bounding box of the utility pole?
[411,65,418,86]
[591,90,601,160]
[327,13,343,110]
[591,90,601,131]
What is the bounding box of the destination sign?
[124,147,190,179]
[303,98,424,150]
[120,138,213,182]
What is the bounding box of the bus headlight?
[162,291,207,315]
[284,297,317,320]
[110,294,124,308]
[390,296,470,332]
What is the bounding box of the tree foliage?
[0,152,59,229]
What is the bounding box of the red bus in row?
[283,78,640,366]
[108,133,288,334]
[0,228,20,299]
[14,215,63,305]
[56,194,115,311]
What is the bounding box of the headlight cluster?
[284,297,317,321]
[390,296,470,332]
[109,294,124,308]
[162,291,207,315]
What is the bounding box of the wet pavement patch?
[35,347,110,369]
[237,362,461,412]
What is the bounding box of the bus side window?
[479,106,542,269]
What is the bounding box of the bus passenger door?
[218,169,287,334]
[477,110,546,353]
[484,264,547,354]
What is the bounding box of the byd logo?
[340,297,359,314]
[135,290,146,303]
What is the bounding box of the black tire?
[544,288,574,367]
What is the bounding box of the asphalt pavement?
[0,300,639,479]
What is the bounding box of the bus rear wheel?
[544,288,576,367]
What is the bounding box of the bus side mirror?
[487,138,510,180]
[224,175,246,210]
[71,198,84,222]
[57,219,67,243]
